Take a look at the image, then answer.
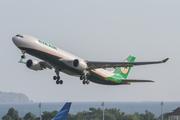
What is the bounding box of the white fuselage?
[12,34,114,79]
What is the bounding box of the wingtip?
[146,80,154,82]
[162,58,169,63]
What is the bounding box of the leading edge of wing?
[121,79,154,83]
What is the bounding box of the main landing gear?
[53,69,63,85]
[80,75,90,85]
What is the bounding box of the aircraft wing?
[121,79,154,83]
[19,60,53,70]
[39,61,53,70]
[86,58,169,69]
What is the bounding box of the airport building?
[167,107,180,120]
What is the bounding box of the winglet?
[162,58,169,63]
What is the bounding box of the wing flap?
[121,79,154,83]
[39,61,53,70]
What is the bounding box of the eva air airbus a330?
[12,34,169,85]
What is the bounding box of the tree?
[35,117,40,120]
[2,115,12,120]
[157,113,168,120]
[104,113,116,120]
[67,114,76,120]
[23,112,36,120]
[6,108,19,120]
[18,118,23,120]
[134,110,155,120]
[67,107,127,120]
[144,110,155,120]
[125,114,140,120]
[42,110,58,120]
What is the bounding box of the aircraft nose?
[12,36,20,46]
[12,35,24,47]
[12,36,17,43]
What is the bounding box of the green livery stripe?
[106,74,123,83]
[18,47,63,59]
[90,70,120,83]
[89,70,130,85]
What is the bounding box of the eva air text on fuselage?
[38,40,57,50]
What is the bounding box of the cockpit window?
[16,34,23,38]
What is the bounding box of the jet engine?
[72,59,87,71]
[26,59,42,71]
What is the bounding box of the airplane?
[52,102,72,120]
[12,34,169,85]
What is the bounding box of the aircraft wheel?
[21,55,26,59]
[83,80,86,85]
[80,76,83,80]
[86,80,90,85]
[53,76,57,80]
[60,80,63,84]
[57,76,60,80]
[56,80,59,84]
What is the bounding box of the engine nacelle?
[72,59,87,71]
[26,59,42,71]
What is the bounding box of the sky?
[0,0,179,102]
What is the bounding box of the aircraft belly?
[22,48,83,76]
[61,69,80,76]
[89,70,120,85]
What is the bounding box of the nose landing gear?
[20,50,26,62]
[21,55,26,59]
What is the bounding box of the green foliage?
[23,112,36,120]
[2,115,12,120]
[157,113,168,120]
[144,110,155,120]
[3,108,19,120]
[134,110,155,120]
[124,114,140,120]
[42,110,58,120]
[18,118,23,120]
[67,108,125,120]
[67,108,156,120]
[2,107,157,120]
[35,117,40,120]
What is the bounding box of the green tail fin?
[113,55,136,79]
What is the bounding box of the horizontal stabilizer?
[121,79,154,83]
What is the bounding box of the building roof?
[167,107,180,116]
